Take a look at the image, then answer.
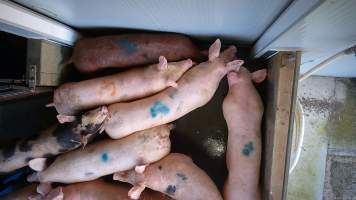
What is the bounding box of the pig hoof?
[57,115,76,124]
[128,183,146,200]
[134,165,148,173]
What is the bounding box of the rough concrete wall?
[287,76,356,200]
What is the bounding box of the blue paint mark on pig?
[150,101,170,118]
[101,152,109,162]
[242,141,254,157]
[116,39,137,55]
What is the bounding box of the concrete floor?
[287,76,356,200]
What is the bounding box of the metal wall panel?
[13,0,291,43]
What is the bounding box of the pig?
[0,184,36,200]
[222,67,267,200]
[69,33,203,73]
[0,106,109,173]
[50,56,193,117]
[105,39,242,139]
[27,125,171,184]
[114,153,222,200]
[28,180,172,200]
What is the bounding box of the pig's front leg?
[222,67,267,200]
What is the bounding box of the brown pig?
[70,33,203,73]
[27,125,171,184]
[114,153,222,200]
[28,180,172,200]
[105,39,242,139]
[51,57,193,117]
[0,106,109,173]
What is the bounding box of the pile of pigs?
[0,33,245,200]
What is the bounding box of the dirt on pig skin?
[114,153,222,200]
[71,33,203,73]
[28,180,172,200]
[53,57,193,116]
[105,39,242,139]
[27,125,171,184]
[0,106,109,173]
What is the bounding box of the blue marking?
[242,141,254,157]
[101,153,109,162]
[1,171,23,184]
[150,101,170,118]
[0,186,13,196]
[116,39,137,55]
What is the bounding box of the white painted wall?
[12,0,291,43]
[254,0,356,77]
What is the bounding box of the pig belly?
[72,33,201,73]
[35,125,171,184]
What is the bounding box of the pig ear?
[29,158,47,171]
[157,56,168,71]
[251,69,267,83]
[209,39,221,61]
[57,115,76,124]
[226,60,244,72]
[128,183,146,200]
[45,102,54,107]
[135,164,148,174]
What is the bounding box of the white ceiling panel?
[12,0,291,43]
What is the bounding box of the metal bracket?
[28,64,37,90]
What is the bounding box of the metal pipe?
[299,44,356,81]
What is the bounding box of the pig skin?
[105,39,242,139]
[29,180,172,200]
[27,125,171,184]
[71,33,203,73]
[0,106,109,173]
[114,153,222,200]
[53,57,193,116]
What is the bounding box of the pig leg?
[222,68,267,200]
[128,182,146,200]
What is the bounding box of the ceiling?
[12,0,291,43]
